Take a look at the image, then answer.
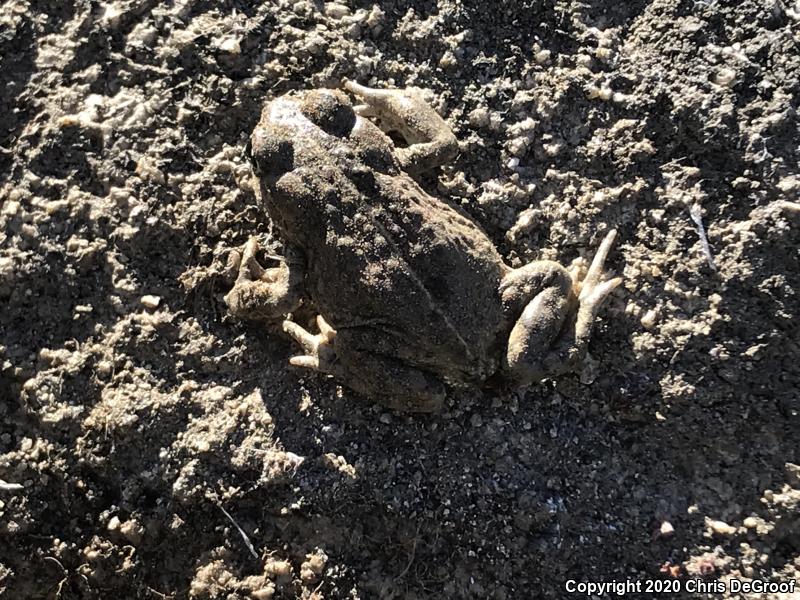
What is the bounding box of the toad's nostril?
[249,131,294,178]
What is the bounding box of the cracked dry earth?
[1,0,799,599]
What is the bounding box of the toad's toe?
[575,229,622,312]
[283,316,338,373]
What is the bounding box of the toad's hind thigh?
[500,261,576,384]
[501,230,621,385]
[333,328,446,412]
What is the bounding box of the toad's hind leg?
[502,230,622,385]
[283,318,446,412]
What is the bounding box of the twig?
[395,524,421,581]
[218,504,259,560]
[43,556,68,599]
[0,480,24,492]
[147,585,176,599]
[689,204,717,271]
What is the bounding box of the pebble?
[119,519,143,544]
[140,295,161,310]
[743,516,759,529]
[707,518,737,536]
[714,67,737,87]
[641,309,658,330]
[217,37,241,55]
[250,586,275,600]
[324,2,351,18]
[660,521,675,537]
[96,360,113,377]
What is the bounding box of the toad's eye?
[301,90,356,138]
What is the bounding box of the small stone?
[595,47,613,60]
[468,107,490,128]
[251,585,275,600]
[439,51,457,69]
[324,2,350,18]
[119,519,143,545]
[641,309,658,330]
[264,558,292,578]
[1,201,20,216]
[100,4,124,27]
[732,177,751,189]
[140,295,161,310]
[597,86,613,101]
[743,516,759,529]
[135,157,165,184]
[508,208,538,241]
[217,37,241,54]
[714,67,737,87]
[300,549,327,583]
[96,360,113,377]
[107,516,121,532]
[586,84,613,101]
[777,176,798,193]
[660,521,675,537]
[707,518,737,536]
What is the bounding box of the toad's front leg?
[501,230,622,385]
[224,237,303,321]
[344,80,458,175]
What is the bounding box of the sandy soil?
[1,0,799,598]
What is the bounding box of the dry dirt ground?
[1,0,799,598]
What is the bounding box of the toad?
[224,81,622,412]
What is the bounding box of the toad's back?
[298,167,509,383]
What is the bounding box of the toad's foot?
[503,229,622,384]
[224,237,303,321]
[343,80,458,174]
[283,315,338,372]
[573,229,624,332]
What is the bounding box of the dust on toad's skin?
[225,83,621,412]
